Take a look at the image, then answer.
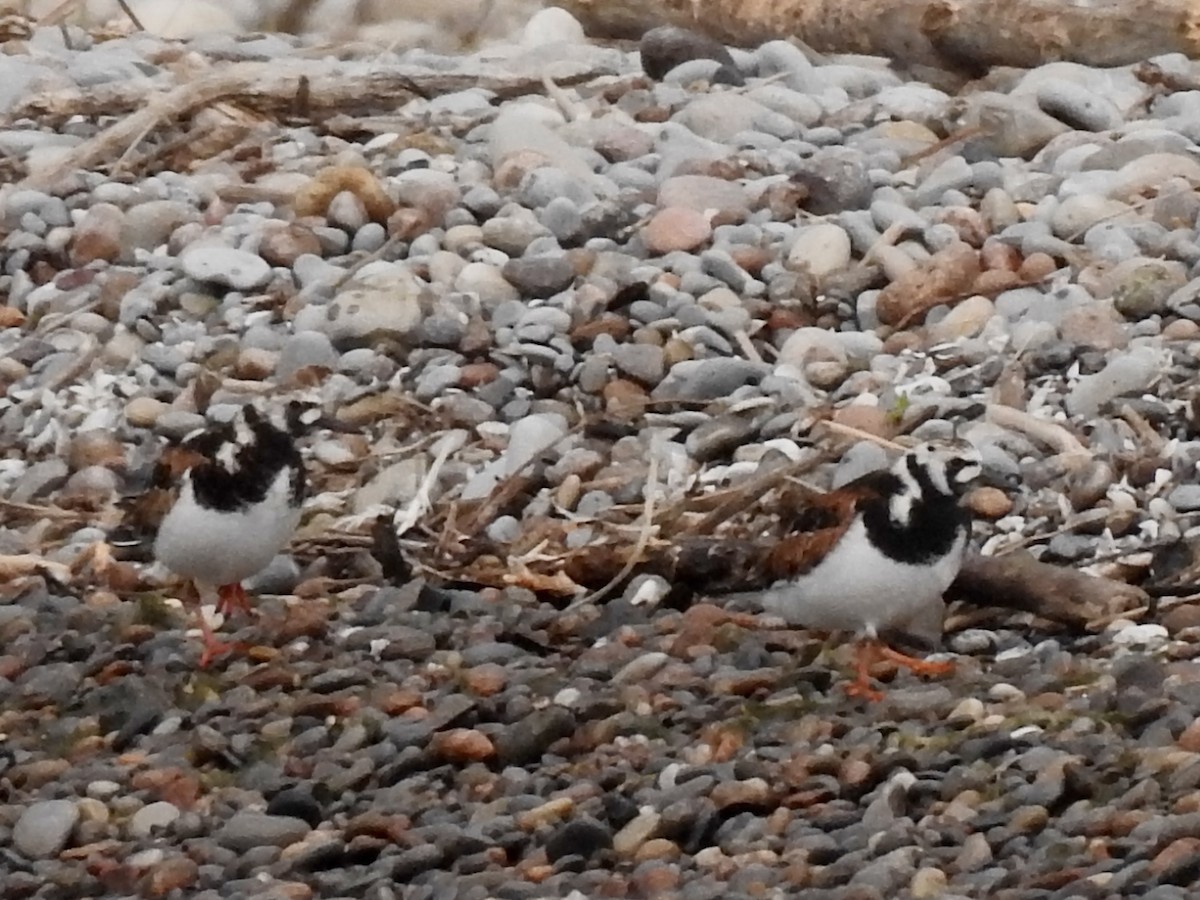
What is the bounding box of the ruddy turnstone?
[149,402,309,667]
[762,440,983,701]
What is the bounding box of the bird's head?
[902,440,984,498]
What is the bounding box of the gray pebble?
[654,358,767,400]
[502,255,576,299]
[154,410,208,440]
[180,245,272,291]
[13,799,79,859]
[128,801,181,838]
[1036,79,1123,132]
[611,343,665,384]
[217,812,311,852]
[277,330,339,380]
[486,515,522,543]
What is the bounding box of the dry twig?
[566,431,665,610]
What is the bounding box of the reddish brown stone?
[458,362,500,388]
[570,314,632,346]
[1152,837,1200,875]
[462,663,507,697]
[141,857,199,897]
[431,728,495,762]
[641,206,712,254]
[1019,252,1058,281]
[631,862,681,896]
[70,203,123,266]
[602,379,648,418]
[258,223,321,267]
[345,811,410,844]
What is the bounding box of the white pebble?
[1109,623,1169,647]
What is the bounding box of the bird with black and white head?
[147,401,315,666]
[761,439,984,700]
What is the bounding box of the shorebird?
[760,440,983,700]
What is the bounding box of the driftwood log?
[948,551,1149,629]
[431,530,1149,631]
[557,0,1200,73]
[8,56,619,191]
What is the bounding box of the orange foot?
[843,679,884,703]
[843,639,886,702]
[215,583,253,618]
[194,609,244,669]
[878,643,956,678]
[841,638,954,702]
[198,633,240,669]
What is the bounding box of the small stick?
[114,0,144,30]
[565,432,664,610]
[985,403,1090,459]
[1118,403,1166,455]
[393,430,467,538]
[816,419,906,452]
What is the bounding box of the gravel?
[5,7,1200,899]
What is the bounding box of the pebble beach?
[7,4,1200,898]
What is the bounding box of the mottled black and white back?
[153,404,307,589]
[182,405,306,514]
[763,439,983,639]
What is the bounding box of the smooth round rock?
[14,799,79,858]
[180,246,272,291]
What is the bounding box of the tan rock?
[124,396,168,428]
[516,797,574,830]
[613,810,662,856]
[1178,718,1200,752]
[603,378,648,418]
[293,166,395,223]
[910,867,949,898]
[927,295,995,344]
[233,348,278,380]
[68,430,125,472]
[966,486,1013,519]
[1019,252,1058,281]
[142,857,200,897]
[831,404,893,438]
[1163,319,1200,341]
[787,223,852,282]
[70,203,123,266]
[710,777,771,810]
[1151,836,1200,875]
[635,838,682,862]
[1059,302,1128,350]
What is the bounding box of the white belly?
[154,468,301,587]
[762,518,965,636]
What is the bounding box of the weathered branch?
[557,0,1200,73]
[10,57,617,190]
[948,550,1149,628]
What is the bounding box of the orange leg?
[194,609,238,668]
[841,638,954,701]
[215,583,253,618]
[877,643,955,678]
[842,641,884,702]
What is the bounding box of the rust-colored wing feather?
[765,481,883,580]
[109,445,208,561]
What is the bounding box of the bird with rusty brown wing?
[761,440,984,701]
[112,402,316,667]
